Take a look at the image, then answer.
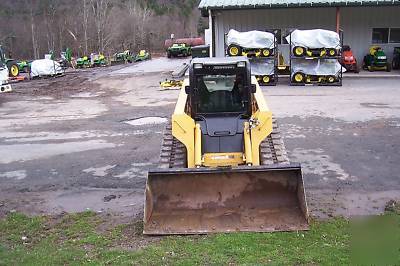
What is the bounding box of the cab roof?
[191,56,249,66]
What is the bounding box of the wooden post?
[336,7,340,33]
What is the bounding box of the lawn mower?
[288,29,340,58]
[112,50,134,64]
[0,46,19,77]
[392,47,400,70]
[226,29,275,58]
[167,43,191,58]
[135,50,150,62]
[340,45,359,73]
[17,60,31,73]
[363,46,391,72]
[91,53,107,67]
[76,56,90,68]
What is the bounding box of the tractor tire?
[167,52,171,58]
[386,63,391,72]
[327,75,336,83]
[327,48,337,57]
[261,48,271,57]
[293,46,305,57]
[7,61,19,77]
[227,44,242,57]
[354,64,359,73]
[292,72,305,83]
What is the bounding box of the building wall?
[213,6,400,62]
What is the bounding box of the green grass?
[0,208,398,265]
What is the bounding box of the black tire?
[354,64,359,73]
[7,61,19,77]
[386,63,391,72]
[227,44,242,57]
[292,72,305,83]
[327,75,336,83]
[327,48,337,57]
[293,46,305,57]
[261,48,272,57]
[167,52,171,58]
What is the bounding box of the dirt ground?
[0,57,399,223]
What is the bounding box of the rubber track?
[159,118,289,168]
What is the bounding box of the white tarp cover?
[291,59,344,77]
[287,29,340,49]
[251,60,275,76]
[0,67,8,85]
[227,29,275,49]
[30,59,63,77]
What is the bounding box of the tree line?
[0,0,206,59]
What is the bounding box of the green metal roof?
[199,0,400,10]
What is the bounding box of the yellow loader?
[144,57,308,234]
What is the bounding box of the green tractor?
[0,46,19,77]
[112,50,134,64]
[91,53,107,67]
[167,43,191,58]
[76,56,90,68]
[17,60,31,73]
[135,50,150,62]
[363,46,391,71]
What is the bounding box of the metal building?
[199,0,400,62]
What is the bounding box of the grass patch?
[0,206,399,265]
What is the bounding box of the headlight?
[377,56,386,60]
[344,56,354,61]
[237,61,246,68]
[193,63,203,69]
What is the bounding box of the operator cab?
[186,57,256,154]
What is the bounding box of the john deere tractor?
[112,50,134,64]
[167,43,191,58]
[76,56,90,68]
[363,46,391,72]
[0,46,19,77]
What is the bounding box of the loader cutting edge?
[144,164,309,235]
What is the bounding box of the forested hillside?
[0,0,206,59]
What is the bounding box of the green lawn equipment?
[363,46,391,72]
[91,53,107,67]
[76,56,90,68]
[17,60,31,73]
[112,50,134,65]
[0,46,19,77]
[135,50,150,62]
[167,43,191,58]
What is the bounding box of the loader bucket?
[143,164,309,235]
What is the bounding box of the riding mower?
[76,56,91,68]
[0,46,19,77]
[363,46,391,72]
[392,47,400,70]
[167,43,191,58]
[135,50,150,62]
[288,29,340,58]
[17,60,32,73]
[340,45,359,73]
[91,53,107,67]
[226,29,275,58]
[112,50,134,64]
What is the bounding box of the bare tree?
[90,0,113,53]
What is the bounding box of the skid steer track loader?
[144,57,308,235]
